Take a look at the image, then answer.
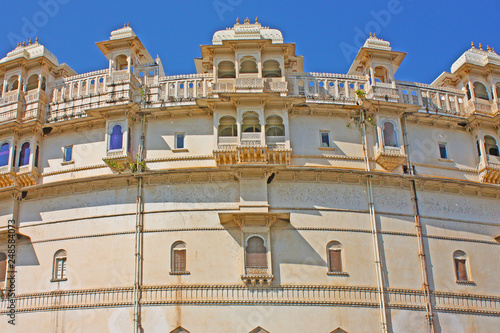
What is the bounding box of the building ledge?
[327,272,350,277]
[169,271,190,275]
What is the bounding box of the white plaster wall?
[145,116,214,159]
[406,123,477,169]
[289,115,364,158]
[41,126,106,174]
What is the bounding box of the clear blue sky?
[0,0,498,83]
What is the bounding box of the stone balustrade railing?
[395,81,468,116]
[1,285,498,315]
[286,74,367,102]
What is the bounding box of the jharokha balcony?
[375,145,407,171]
[213,134,291,166]
[479,154,500,184]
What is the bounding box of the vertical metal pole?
[402,115,436,333]
[359,109,388,333]
[133,111,146,333]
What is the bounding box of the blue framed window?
[175,133,185,149]
[110,125,123,150]
[64,146,73,162]
[19,142,30,167]
[0,143,9,167]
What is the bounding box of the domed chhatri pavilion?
[0,19,499,332]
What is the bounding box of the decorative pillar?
[37,74,42,92]
[445,93,451,111]
[369,66,375,85]
[127,56,132,74]
[468,81,475,100]
[477,131,487,167]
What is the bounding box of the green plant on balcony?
[129,161,147,173]
[104,159,125,172]
[355,89,366,100]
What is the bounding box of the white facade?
[0,20,499,333]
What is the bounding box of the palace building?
[0,18,499,332]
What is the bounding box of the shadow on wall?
[222,213,326,286]
[271,220,326,285]
[9,235,40,267]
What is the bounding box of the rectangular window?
[329,249,342,272]
[175,133,185,149]
[63,146,73,162]
[438,143,448,159]
[173,249,186,272]
[455,259,467,281]
[55,258,67,280]
[320,131,330,148]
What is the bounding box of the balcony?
[241,132,262,146]
[241,271,273,286]
[0,165,16,188]
[103,150,133,172]
[466,99,496,115]
[375,146,407,171]
[479,154,500,184]
[366,82,400,102]
[213,136,291,166]
[16,165,39,187]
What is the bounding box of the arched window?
[473,82,489,100]
[453,250,469,281]
[383,121,398,147]
[484,135,499,156]
[217,61,236,78]
[327,241,343,273]
[240,56,258,74]
[245,236,267,268]
[218,116,237,137]
[109,125,123,150]
[52,250,67,281]
[262,60,281,77]
[7,76,19,92]
[242,112,261,133]
[374,66,389,83]
[0,143,10,167]
[496,83,500,100]
[26,75,39,91]
[171,241,187,273]
[0,252,6,290]
[265,115,285,136]
[19,142,30,167]
[114,55,129,71]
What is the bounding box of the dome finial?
[236,17,239,24]
[370,32,373,37]
[479,43,483,50]
[471,41,475,48]
[245,17,250,24]
[255,17,258,23]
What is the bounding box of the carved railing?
[0,91,23,106]
[217,136,238,149]
[266,136,286,149]
[50,70,109,103]
[241,132,262,146]
[157,75,213,101]
[287,73,366,103]
[395,81,467,116]
[1,286,499,315]
[466,99,495,115]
